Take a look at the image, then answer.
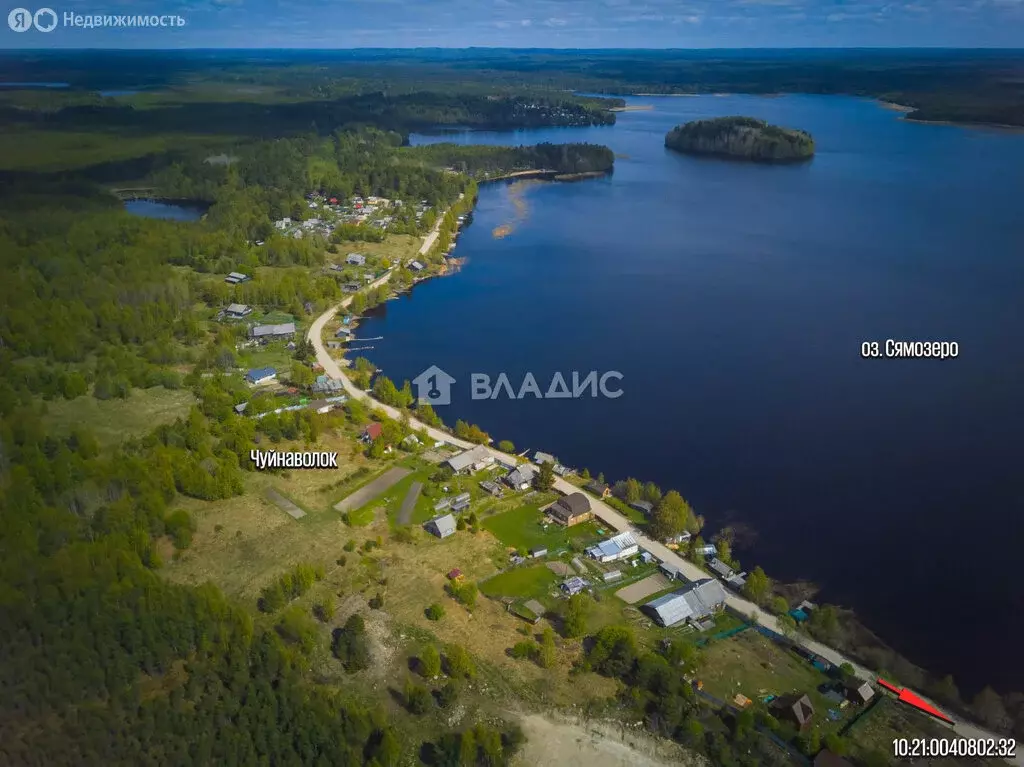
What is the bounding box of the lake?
[357,94,1024,694]
[124,199,206,221]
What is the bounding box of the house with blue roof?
[245,367,277,385]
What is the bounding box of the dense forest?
[0,91,616,761]
[0,91,615,140]
[665,117,815,163]
[1,48,1021,127]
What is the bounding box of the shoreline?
[310,192,1022,755]
[477,168,612,184]
[628,91,1024,132]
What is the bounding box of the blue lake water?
[358,95,1024,693]
[124,199,205,221]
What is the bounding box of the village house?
[693,543,718,558]
[773,693,815,731]
[225,271,251,285]
[424,513,456,539]
[250,322,297,341]
[547,492,594,527]
[708,557,736,580]
[312,374,344,394]
[664,532,692,547]
[660,562,682,580]
[224,303,253,320]
[504,463,537,491]
[586,531,639,563]
[560,576,589,596]
[843,679,876,705]
[444,445,494,474]
[630,500,654,516]
[644,579,727,627]
[245,367,277,386]
[584,480,611,499]
[479,480,503,497]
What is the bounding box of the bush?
[404,678,433,715]
[436,680,459,708]
[164,509,196,550]
[444,644,476,679]
[511,641,538,660]
[446,581,477,610]
[331,614,371,672]
[425,603,445,621]
[313,600,335,622]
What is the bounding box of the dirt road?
[333,467,411,512]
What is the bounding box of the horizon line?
[3,45,1024,53]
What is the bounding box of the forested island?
[664,117,815,163]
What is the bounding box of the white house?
[586,531,639,563]
[444,445,494,474]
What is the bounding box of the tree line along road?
[307,220,1022,765]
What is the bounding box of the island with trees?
[664,116,815,163]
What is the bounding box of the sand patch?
[517,714,706,767]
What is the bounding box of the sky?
[2,0,1023,48]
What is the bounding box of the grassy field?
[481,504,603,553]
[480,564,560,601]
[0,127,239,171]
[42,386,194,448]
[697,629,853,736]
[332,234,422,265]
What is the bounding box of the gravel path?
[333,467,411,513]
[265,488,305,520]
[397,481,423,525]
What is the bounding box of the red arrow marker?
[877,678,954,724]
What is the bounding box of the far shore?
[878,99,915,113]
[478,168,611,184]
